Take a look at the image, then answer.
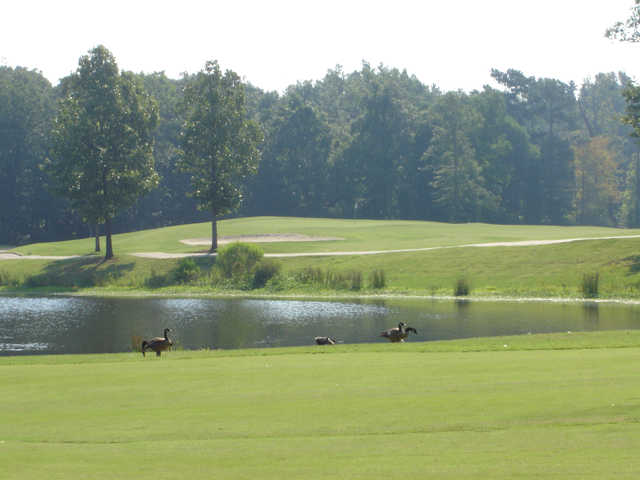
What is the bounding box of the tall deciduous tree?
[180,61,262,252]
[492,69,577,223]
[574,137,620,225]
[606,0,640,42]
[48,45,159,259]
[344,79,410,218]
[252,95,331,216]
[0,67,56,245]
[426,92,494,222]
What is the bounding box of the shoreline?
[3,287,639,306]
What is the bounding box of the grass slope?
[3,332,640,479]
[11,216,640,256]
[2,217,640,298]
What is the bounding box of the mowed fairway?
[11,216,640,257]
[2,337,640,479]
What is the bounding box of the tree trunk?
[210,208,218,253]
[636,153,640,227]
[578,99,595,138]
[92,224,101,252]
[105,217,114,260]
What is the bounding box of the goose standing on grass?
[142,328,173,357]
[314,336,336,345]
[380,322,418,343]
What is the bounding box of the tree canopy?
[47,45,158,259]
[179,60,263,252]
[4,52,640,248]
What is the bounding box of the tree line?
[2,47,640,251]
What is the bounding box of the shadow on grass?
[624,255,640,275]
[146,256,217,288]
[24,256,136,290]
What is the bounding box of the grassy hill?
[11,216,640,256]
[2,216,640,298]
[2,332,640,479]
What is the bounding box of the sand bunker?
[180,233,343,246]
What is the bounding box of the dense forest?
[2,59,640,245]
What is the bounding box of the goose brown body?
[380,322,418,342]
[142,328,173,357]
[314,336,336,345]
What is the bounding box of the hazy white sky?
[3,0,639,92]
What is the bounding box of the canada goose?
[314,336,336,345]
[141,328,173,357]
[380,322,418,343]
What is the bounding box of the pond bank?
[4,285,640,306]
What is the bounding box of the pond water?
[1,295,640,355]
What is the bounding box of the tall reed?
[582,272,599,298]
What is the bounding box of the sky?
[3,0,640,93]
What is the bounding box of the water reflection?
[582,302,600,329]
[2,295,640,355]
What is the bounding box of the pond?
[1,295,640,355]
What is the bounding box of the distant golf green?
[11,216,640,256]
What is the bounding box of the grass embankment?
[2,216,640,298]
[2,332,640,479]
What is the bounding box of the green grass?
[10,216,640,256]
[3,217,640,298]
[3,331,640,479]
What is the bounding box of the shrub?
[252,258,282,288]
[369,269,386,289]
[173,258,200,284]
[454,277,470,296]
[582,272,599,298]
[202,267,224,287]
[145,268,169,288]
[216,242,264,283]
[24,273,61,288]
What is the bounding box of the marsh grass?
[296,267,363,290]
[454,277,471,296]
[296,266,325,284]
[131,335,143,352]
[582,271,600,298]
[369,269,386,289]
